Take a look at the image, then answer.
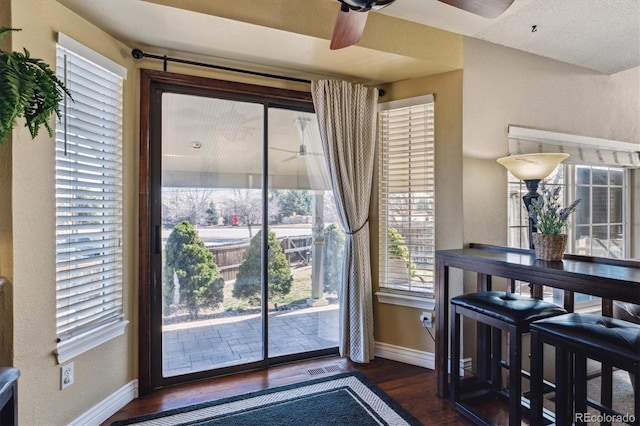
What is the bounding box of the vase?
[533,233,568,261]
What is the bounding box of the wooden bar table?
[435,243,640,398]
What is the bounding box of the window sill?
[54,319,129,364]
[375,290,435,310]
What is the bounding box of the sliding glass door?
[146,79,341,389]
[160,93,265,377]
[266,107,340,359]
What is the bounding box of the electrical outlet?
[61,362,74,390]
[420,311,434,328]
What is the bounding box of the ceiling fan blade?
[437,0,514,19]
[330,7,369,50]
[269,147,298,154]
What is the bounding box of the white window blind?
[55,36,125,345]
[378,95,435,294]
[507,126,640,168]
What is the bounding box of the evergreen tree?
[205,200,219,225]
[165,221,224,318]
[323,223,345,294]
[233,228,293,303]
[277,190,312,221]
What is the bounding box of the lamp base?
[522,179,541,249]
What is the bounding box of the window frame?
[506,164,631,309]
[375,94,436,310]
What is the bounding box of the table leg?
[435,258,449,397]
[477,273,491,381]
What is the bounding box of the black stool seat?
[450,291,567,426]
[452,291,568,325]
[530,313,640,362]
[530,313,640,425]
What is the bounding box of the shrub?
[164,221,224,318]
[233,228,293,303]
[388,227,416,277]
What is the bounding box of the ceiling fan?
[273,143,322,162]
[271,118,323,162]
[330,0,516,50]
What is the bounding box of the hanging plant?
[0,27,71,144]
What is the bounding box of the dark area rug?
[112,371,422,426]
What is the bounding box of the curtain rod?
[131,49,384,96]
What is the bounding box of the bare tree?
[162,188,188,225]
[223,189,262,237]
[184,187,212,226]
[162,187,213,227]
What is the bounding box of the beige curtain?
[311,80,378,363]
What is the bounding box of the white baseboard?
[375,341,435,369]
[374,341,472,376]
[69,380,138,426]
[70,345,471,425]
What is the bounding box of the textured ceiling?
[54,0,639,188]
[470,0,640,74]
[380,0,640,74]
[58,0,640,80]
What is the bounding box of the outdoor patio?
[162,304,339,377]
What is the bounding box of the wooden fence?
[209,235,313,282]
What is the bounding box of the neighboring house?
[0,1,637,424]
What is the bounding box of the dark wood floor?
[102,356,480,425]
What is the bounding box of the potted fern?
[0,27,70,144]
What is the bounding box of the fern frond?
[0,27,21,41]
[0,28,72,143]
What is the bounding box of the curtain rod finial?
[378,89,385,97]
[132,49,144,60]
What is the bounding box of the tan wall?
[462,37,640,253]
[460,37,640,366]
[0,0,14,369]
[371,70,464,353]
[9,1,137,424]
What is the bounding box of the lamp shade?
[496,153,569,180]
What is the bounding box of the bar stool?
[530,313,640,426]
[451,291,567,426]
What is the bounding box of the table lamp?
[496,153,569,249]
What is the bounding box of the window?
[507,170,630,259]
[54,34,127,363]
[505,126,637,309]
[573,166,626,259]
[508,165,629,307]
[377,95,435,309]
